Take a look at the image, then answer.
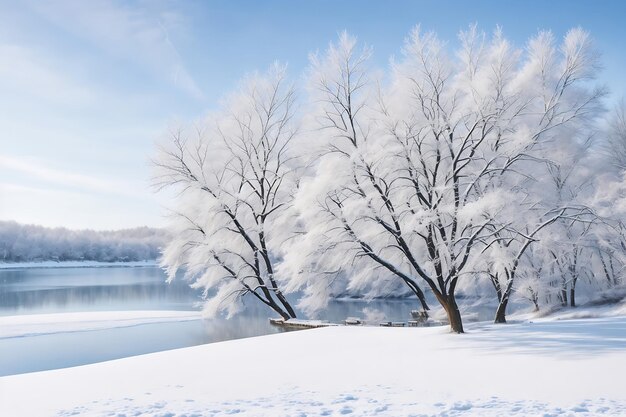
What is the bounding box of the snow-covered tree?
[0,221,165,263]
[280,27,605,332]
[278,33,435,320]
[473,28,605,322]
[605,101,626,171]
[154,64,300,320]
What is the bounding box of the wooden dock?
[271,316,440,329]
[379,321,407,327]
[269,318,339,329]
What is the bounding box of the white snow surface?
[1,316,625,416]
[0,260,157,269]
[0,310,200,339]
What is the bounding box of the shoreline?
[0,260,159,270]
[1,316,624,416]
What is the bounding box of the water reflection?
[0,266,424,320]
[0,267,201,315]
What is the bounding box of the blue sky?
[1,0,625,230]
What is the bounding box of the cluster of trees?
[0,221,167,263]
[156,26,626,333]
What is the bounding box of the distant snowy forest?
[154,25,626,332]
[0,221,167,263]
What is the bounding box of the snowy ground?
[1,316,625,417]
[0,260,157,269]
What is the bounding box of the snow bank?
[0,260,158,269]
[511,299,626,323]
[1,316,625,416]
[0,310,201,339]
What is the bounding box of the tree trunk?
[416,289,430,315]
[274,291,297,318]
[258,229,297,319]
[494,279,515,324]
[489,273,503,304]
[528,286,540,312]
[405,280,430,316]
[570,287,576,308]
[442,295,464,333]
[494,297,509,323]
[268,300,291,320]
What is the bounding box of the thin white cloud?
[0,44,95,104]
[0,155,144,197]
[27,0,204,100]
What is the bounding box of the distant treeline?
[0,221,168,263]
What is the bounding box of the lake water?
[0,266,424,376]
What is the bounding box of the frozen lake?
[0,265,423,376]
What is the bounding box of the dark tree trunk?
[267,300,291,320]
[258,229,297,319]
[492,269,514,324]
[532,298,540,312]
[416,289,430,315]
[405,280,430,317]
[489,273,503,304]
[600,252,614,287]
[447,304,464,333]
[494,297,509,323]
[569,252,578,308]
[528,286,540,312]
[441,295,464,333]
[494,279,514,324]
[274,291,297,318]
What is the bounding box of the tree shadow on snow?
[461,317,626,357]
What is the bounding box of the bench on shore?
[344,317,364,325]
[379,321,407,327]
